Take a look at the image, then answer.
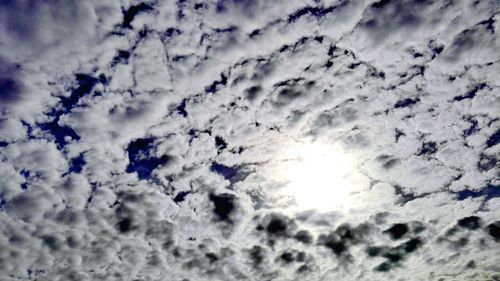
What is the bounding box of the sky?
[0,0,499,280]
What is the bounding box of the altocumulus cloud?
[0,0,499,280]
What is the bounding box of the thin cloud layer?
[0,0,499,280]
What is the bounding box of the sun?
[279,141,362,212]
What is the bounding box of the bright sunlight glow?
[279,141,362,212]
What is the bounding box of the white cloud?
[0,0,499,280]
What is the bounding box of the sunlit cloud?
[270,140,368,212]
[0,0,498,280]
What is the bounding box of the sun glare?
[279,141,362,212]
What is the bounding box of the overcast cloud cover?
[0,0,499,280]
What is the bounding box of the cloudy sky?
[0,0,499,280]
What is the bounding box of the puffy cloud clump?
[0,0,499,280]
